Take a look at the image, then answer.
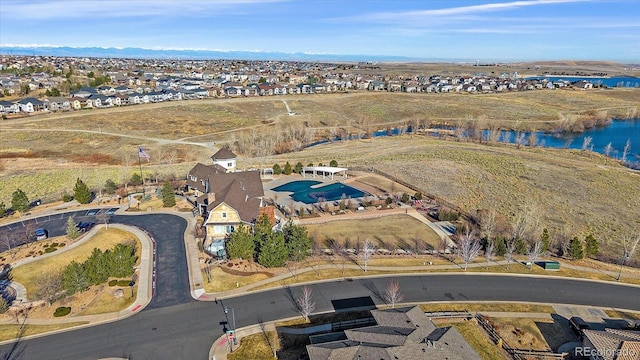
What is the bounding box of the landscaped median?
[0,225,146,341]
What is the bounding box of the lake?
[526,76,640,88]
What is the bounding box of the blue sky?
[1,0,639,61]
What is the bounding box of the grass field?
[450,321,507,360]
[305,215,442,250]
[12,227,140,295]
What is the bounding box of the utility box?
[539,261,560,271]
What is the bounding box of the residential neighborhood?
[0,55,605,116]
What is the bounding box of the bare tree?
[296,286,315,322]
[480,209,497,242]
[458,226,481,270]
[505,240,516,269]
[361,239,376,272]
[515,132,526,148]
[582,136,593,151]
[383,279,404,309]
[622,139,631,163]
[527,240,544,270]
[485,241,494,270]
[618,233,640,281]
[96,213,111,230]
[528,130,538,148]
[34,271,63,306]
[603,142,613,157]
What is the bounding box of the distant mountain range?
[0,45,449,62]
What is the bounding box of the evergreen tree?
[108,243,137,278]
[74,178,91,204]
[514,237,527,255]
[0,202,5,217]
[130,173,143,186]
[540,228,550,253]
[568,237,584,260]
[11,188,30,213]
[294,162,303,174]
[584,234,599,257]
[84,248,110,285]
[62,261,88,295]
[494,237,507,257]
[66,216,81,240]
[272,164,282,175]
[283,161,293,175]
[258,232,288,268]
[104,179,118,195]
[161,181,176,207]
[283,220,311,262]
[329,159,338,167]
[226,225,255,260]
[253,214,273,254]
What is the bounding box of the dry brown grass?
[305,214,442,250]
[420,303,555,313]
[0,322,89,342]
[228,331,279,360]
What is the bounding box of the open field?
[305,215,442,250]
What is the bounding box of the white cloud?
[1,0,285,20]
[333,0,594,24]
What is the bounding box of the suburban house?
[306,306,481,360]
[17,97,45,113]
[581,328,640,360]
[186,150,265,244]
[44,96,71,111]
[0,100,19,114]
[211,146,237,172]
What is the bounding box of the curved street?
[0,212,639,359]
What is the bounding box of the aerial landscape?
[1,0,640,359]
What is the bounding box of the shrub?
[59,243,66,247]
[44,247,57,254]
[61,192,73,202]
[0,297,8,314]
[53,307,71,317]
[117,280,131,287]
[108,279,118,287]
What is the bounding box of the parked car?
[34,228,48,240]
[77,222,95,232]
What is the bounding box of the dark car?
[34,228,48,240]
[77,222,95,232]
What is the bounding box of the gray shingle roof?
[307,306,481,360]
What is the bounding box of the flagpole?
[138,148,145,201]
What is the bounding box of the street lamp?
[224,306,237,346]
[617,252,629,281]
[128,281,135,297]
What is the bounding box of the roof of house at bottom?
[583,328,640,360]
[306,306,481,360]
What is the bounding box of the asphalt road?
[1,213,640,359]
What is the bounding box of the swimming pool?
[272,180,367,204]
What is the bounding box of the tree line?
[2,176,177,216]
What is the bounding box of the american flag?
[138,147,151,162]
